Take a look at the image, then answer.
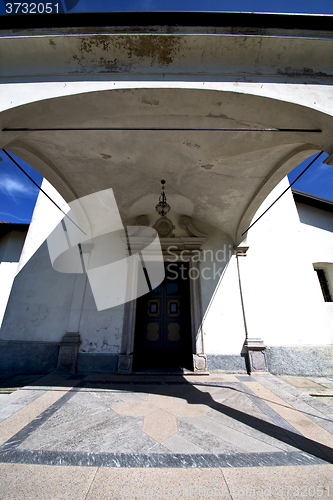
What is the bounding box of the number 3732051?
[5,3,59,13]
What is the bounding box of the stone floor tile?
[222,464,333,500]
[142,409,178,442]
[87,390,125,408]
[0,388,47,409]
[110,391,150,402]
[148,393,176,408]
[186,374,239,383]
[278,376,323,389]
[256,374,333,420]
[0,463,97,500]
[316,397,333,408]
[0,388,69,446]
[177,419,241,454]
[204,402,298,452]
[0,393,14,405]
[182,414,283,453]
[112,400,157,416]
[176,384,237,404]
[86,467,232,500]
[221,389,276,424]
[243,381,333,458]
[164,400,210,418]
[161,433,208,454]
[0,403,29,425]
[19,410,157,453]
[309,377,333,388]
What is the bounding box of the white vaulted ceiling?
[1,87,331,242]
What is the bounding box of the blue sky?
[0,151,42,223]
[0,0,332,221]
[288,153,333,200]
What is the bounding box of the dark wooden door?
[133,262,193,371]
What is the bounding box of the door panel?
[134,262,193,370]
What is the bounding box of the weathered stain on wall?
[72,34,182,72]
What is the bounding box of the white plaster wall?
[0,230,27,262]
[0,241,76,342]
[0,179,75,340]
[199,225,246,356]
[14,181,126,352]
[78,280,124,354]
[17,179,69,274]
[239,178,332,347]
[0,262,18,328]
[202,255,247,355]
[0,229,27,328]
[296,203,333,340]
[297,206,333,264]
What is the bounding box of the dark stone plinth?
[57,332,81,373]
[193,354,207,372]
[117,354,133,373]
[245,338,268,373]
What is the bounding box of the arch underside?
[0,87,331,243]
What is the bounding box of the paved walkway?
[0,372,332,499]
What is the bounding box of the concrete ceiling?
[1,87,332,243]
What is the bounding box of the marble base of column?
[57,332,81,373]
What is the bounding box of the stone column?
[189,258,207,372]
[117,256,139,373]
[235,245,268,373]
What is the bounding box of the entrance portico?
[1,12,333,376]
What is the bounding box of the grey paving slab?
[0,403,32,425]
[105,390,150,402]
[0,450,162,467]
[19,409,165,454]
[278,375,323,389]
[0,393,12,404]
[0,388,47,410]
[256,374,333,432]
[309,377,333,388]
[12,387,171,454]
[259,374,333,415]
[177,418,242,454]
[239,382,304,436]
[181,414,283,453]
[204,406,299,452]
[158,453,224,468]
[172,383,238,404]
[0,449,328,468]
[219,387,278,424]
[161,433,208,454]
[236,375,256,382]
[317,396,333,408]
[86,389,125,408]
[158,451,327,468]
[0,388,80,454]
